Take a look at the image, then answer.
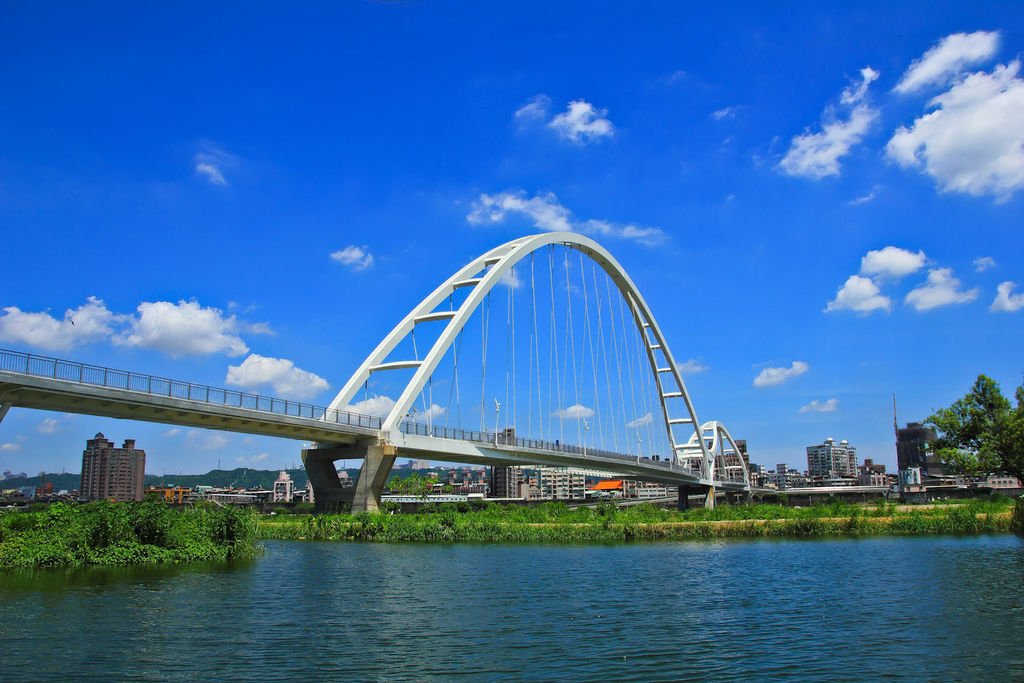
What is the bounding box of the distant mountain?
[1,465,480,493]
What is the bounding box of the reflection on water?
[2,536,1022,681]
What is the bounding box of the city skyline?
[2,3,1023,474]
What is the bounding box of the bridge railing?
[399,419,686,472]
[0,348,382,430]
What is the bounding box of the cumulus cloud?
[0,296,119,351]
[225,354,329,400]
[894,31,1000,94]
[0,443,21,452]
[887,59,1024,201]
[237,452,270,464]
[627,412,653,428]
[973,256,997,272]
[194,144,234,186]
[162,428,182,438]
[119,300,248,357]
[678,359,708,375]
[330,245,374,271]
[548,100,615,143]
[905,268,979,311]
[860,246,927,279]
[553,403,595,420]
[499,268,523,289]
[37,418,58,434]
[345,395,396,417]
[753,361,809,388]
[779,67,879,179]
[825,275,893,314]
[467,190,665,245]
[991,281,1024,312]
[800,398,839,414]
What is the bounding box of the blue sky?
[1,2,1022,477]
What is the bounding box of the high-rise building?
[896,422,940,474]
[735,439,749,470]
[806,438,857,479]
[80,433,146,502]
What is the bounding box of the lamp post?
[636,432,642,463]
[583,419,590,457]
[493,398,501,447]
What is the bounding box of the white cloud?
[225,354,329,400]
[467,190,665,245]
[973,256,997,272]
[514,95,551,123]
[548,100,615,144]
[194,144,233,186]
[330,245,374,271]
[0,443,21,452]
[499,268,522,289]
[237,452,270,464]
[678,359,708,375]
[345,394,396,417]
[553,404,595,420]
[860,246,927,279]
[779,67,879,179]
[712,106,738,120]
[162,428,182,438]
[894,31,1000,94]
[847,190,876,206]
[825,275,893,314]
[627,412,653,428]
[186,429,229,451]
[800,398,839,414]
[119,300,248,357]
[905,268,979,311]
[0,296,118,351]
[887,60,1024,201]
[991,281,1024,312]
[37,418,58,434]
[753,361,809,388]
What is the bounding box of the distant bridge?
[0,232,750,510]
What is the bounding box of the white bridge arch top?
[329,232,716,477]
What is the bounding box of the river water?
[2,535,1022,681]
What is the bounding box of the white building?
[273,471,294,503]
[806,438,857,479]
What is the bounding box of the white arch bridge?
[0,232,750,510]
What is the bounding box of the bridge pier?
[0,403,9,425]
[301,440,397,514]
[704,485,716,510]
[351,443,397,513]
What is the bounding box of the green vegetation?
[258,498,1015,544]
[0,500,262,569]
[1013,497,1024,536]
[927,374,1024,479]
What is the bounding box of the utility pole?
[493,399,501,447]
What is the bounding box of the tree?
[926,375,1024,479]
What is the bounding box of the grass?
[0,500,263,569]
[257,498,1016,544]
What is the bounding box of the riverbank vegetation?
[0,500,262,569]
[258,498,1016,544]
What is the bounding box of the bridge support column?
[677,486,692,511]
[302,444,361,513]
[704,485,716,510]
[0,403,9,425]
[351,443,397,514]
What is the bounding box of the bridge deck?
[0,349,747,491]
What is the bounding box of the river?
[2,535,1022,681]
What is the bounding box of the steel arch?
[329,232,732,481]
